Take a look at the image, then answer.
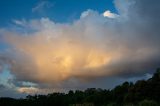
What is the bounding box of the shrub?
[139,100,157,106]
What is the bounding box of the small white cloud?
[145,73,152,79]
[103,10,119,18]
[13,19,27,27]
[80,9,98,18]
[32,1,53,13]
[17,87,62,95]
[17,87,39,94]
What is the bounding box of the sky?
[0,0,160,98]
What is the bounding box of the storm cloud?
[0,0,160,94]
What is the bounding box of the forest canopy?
[0,68,160,106]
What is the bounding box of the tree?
[0,68,160,106]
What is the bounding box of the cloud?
[0,84,5,89]
[103,10,119,18]
[0,83,26,98]
[0,0,160,95]
[80,9,99,18]
[17,86,65,95]
[32,1,53,13]
[13,19,27,27]
[17,87,41,94]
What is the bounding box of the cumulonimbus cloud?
[0,0,160,93]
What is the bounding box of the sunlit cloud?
[17,86,64,95]
[0,0,160,94]
[103,10,119,18]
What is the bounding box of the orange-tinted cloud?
[0,0,160,95]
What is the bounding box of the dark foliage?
[0,69,160,106]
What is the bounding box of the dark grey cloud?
[0,84,26,98]
[0,84,5,89]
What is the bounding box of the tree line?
[0,68,160,106]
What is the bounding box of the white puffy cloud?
[103,10,119,18]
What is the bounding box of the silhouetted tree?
[0,68,160,106]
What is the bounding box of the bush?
[139,100,157,106]
[106,103,117,106]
